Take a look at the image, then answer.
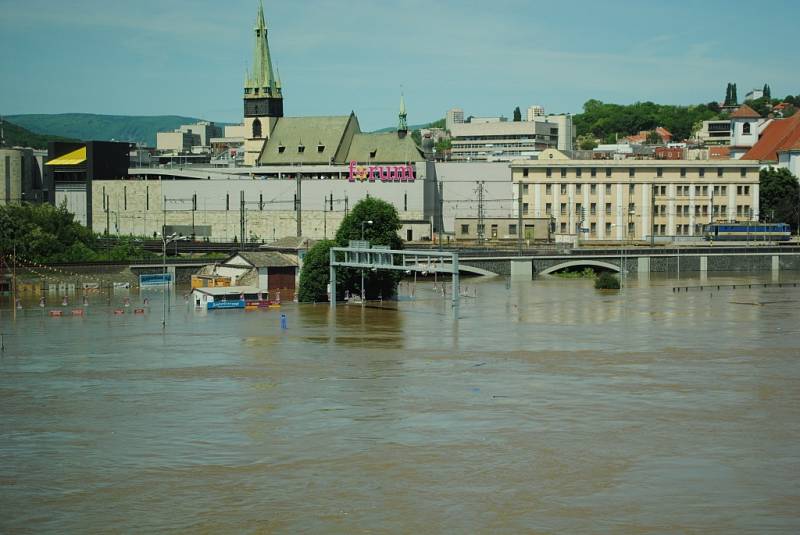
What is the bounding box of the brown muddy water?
[1,273,800,533]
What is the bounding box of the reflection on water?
[1,272,800,533]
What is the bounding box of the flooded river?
[1,273,800,533]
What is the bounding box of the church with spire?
[242,1,283,166]
[242,1,421,167]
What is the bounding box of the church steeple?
[242,0,283,166]
[398,93,408,135]
[244,0,281,99]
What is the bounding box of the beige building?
[156,131,198,154]
[455,216,550,242]
[511,158,761,241]
[450,121,559,161]
[1,148,37,205]
[526,105,545,121]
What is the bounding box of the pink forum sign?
[348,161,415,183]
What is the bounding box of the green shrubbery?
[594,272,621,290]
[554,267,596,279]
[0,202,155,263]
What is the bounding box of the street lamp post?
[162,233,188,329]
[360,220,373,305]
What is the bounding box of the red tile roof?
[709,146,731,160]
[624,127,673,144]
[730,104,761,119]
[741,114,800,161]
[783,136,800,152]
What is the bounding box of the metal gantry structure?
[475,181,486,245]
[329,242,460,315]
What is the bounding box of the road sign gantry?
[329,242,460,315]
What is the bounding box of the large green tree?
[759,167,800,232]
[297,239,335,302]
[334,197,403,300]
[513,107,522,122]
[0,202,96,262]
[297,198,404,302]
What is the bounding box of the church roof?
[730,104,761,119]
[259,114,358,165]
[346,132,422,164]
[258,114,423,165]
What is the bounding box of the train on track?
[702,222,792,242]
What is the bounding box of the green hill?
[1,119,78,149]
[6,113,205,147]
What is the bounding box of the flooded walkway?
[1,273,800,533]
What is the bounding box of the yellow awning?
[46,147,86,166]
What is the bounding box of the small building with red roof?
[730,104,771,159]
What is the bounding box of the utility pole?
[476,181,485,245]
[240,190,245,245]
[296,170,302,237]
[192,193,197,239]
[517,181,523,252]
[438,182,444,250]
[0,115,5,148]
[650,183,655,246]
[12,244,16,321]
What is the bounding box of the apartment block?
[450,121,558,161]
[511,159,761,241]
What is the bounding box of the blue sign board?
[140,273,172,286]
[207,300,246,310]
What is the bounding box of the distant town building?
[512,158,761,241]
[177,121,222,147]
[156,121,222,154]
[156,130,199,153]
[654,146,683,160]
[592,143,653,160]
[44,141,132,227]
[445,108,464,131]
[455,216,550,242]
[1,148,40,205]
[729,104,771,159]
[532,114,575,151]
[695,119,732,146]
[625,127,673,145]
[745,88,764,101]
[449,120,559,161]
[526,105,545,121]
[469,116,505,124]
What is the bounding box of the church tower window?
[252,118,262,138]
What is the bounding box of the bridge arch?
[538,259,620,275]
[406,262,498,277]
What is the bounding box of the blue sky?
[1,0,798,131]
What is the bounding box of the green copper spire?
[245,0,281,98]
[398,93,408,132]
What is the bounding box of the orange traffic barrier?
[113,309,125,315]
[48,310,63,317]
[133,308,145,314]
[71,309,85,316]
